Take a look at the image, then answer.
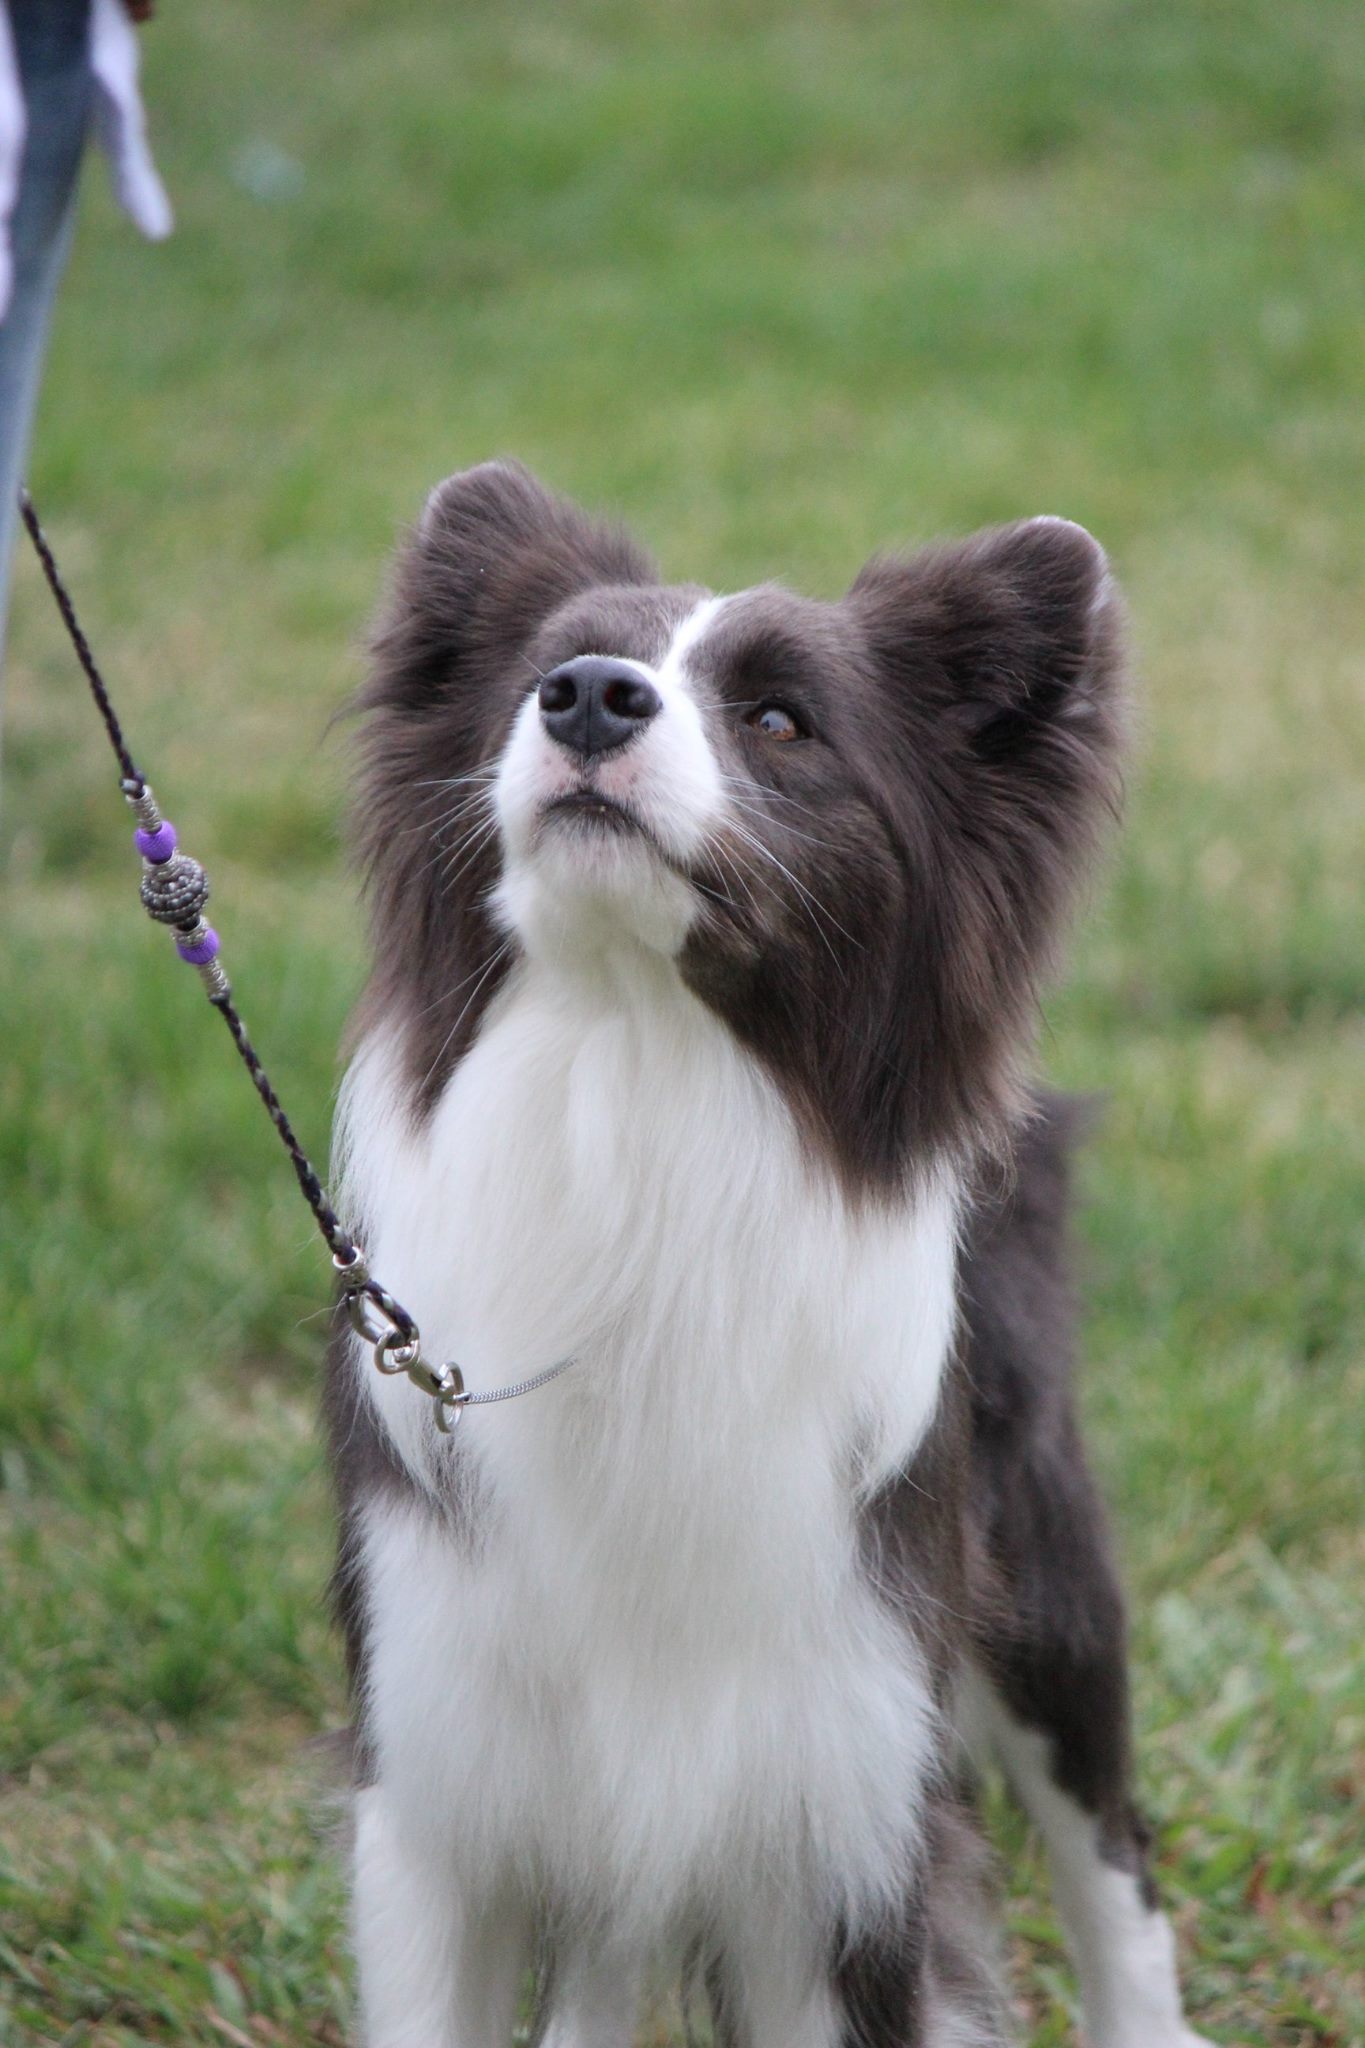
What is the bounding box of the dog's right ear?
[365,460,655,715]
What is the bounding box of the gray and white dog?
[326,461,1210,2048]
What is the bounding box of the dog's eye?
[744,702,804,742]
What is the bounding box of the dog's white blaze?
[492,597,730,962]
[656,590,728,689]
[337,951,960,2038]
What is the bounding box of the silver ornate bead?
[140,851,210,925]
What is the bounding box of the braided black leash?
[18,488,575,1425]
[19,490,361,1270]
[19,496,143,787]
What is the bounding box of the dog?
[326,460,1212,2048]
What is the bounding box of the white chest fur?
[336,954,961,1944]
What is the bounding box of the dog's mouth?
[540,789,647,838]
[536,789,711,897]
[534,790,743,914]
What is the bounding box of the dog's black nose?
[538,657,661,759]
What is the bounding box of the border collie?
[327,461,1211,2048]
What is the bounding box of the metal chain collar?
[19,487,575,1431]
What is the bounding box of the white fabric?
[0,5,25,317]
[88,0,171,240]
[0,0,170,320]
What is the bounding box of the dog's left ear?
[847,518,1125,1115]
[849,513,1125,876]
[850,514,1122,770]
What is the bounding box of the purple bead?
[176,926,221,966]
[135,821,178,863]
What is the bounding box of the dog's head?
[357,461,1124,1191]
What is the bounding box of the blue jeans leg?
[0,0,93,686]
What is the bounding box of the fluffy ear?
[850,513,1122,771]
[850,512,1125,883]
[847,517,1126,1147]
[365,459,656,714]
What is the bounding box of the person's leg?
[0,0,93,695]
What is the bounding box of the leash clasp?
[373,1330,468,1432]
[337,1249,468,1430]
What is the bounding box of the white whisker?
[415,939,515,1093]
[723,817,861,967]
[721,789,842,853]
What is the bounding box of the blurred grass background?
[1,1,1362,2041]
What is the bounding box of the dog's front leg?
[537,1944,642,2048]
[352,1783,531,2048]
[718,1962,843,2048]
[708,1891,846,2048]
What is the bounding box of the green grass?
[2,0,1362,2040]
